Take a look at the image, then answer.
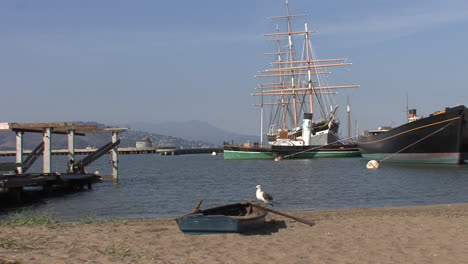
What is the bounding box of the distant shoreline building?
[136,136,153,149]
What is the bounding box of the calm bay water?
[2,154,468,221]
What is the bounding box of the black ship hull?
[358,105,468,164]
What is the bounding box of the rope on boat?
[379,122,453,163]
[281,136,358,159]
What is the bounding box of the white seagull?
[256,185,274,206]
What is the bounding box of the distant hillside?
[0,122,217,150]
[119,130,217,149]
[131,120,259,145]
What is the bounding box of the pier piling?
[43,127,51,174]
[15,131,23,174]
[111,132,119,182]
[68,129,75,171]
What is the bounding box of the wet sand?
[1,203,468,263]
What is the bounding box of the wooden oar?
[192,200,203,213]
[249,203,315,226]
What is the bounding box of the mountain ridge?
[130,120,259,146]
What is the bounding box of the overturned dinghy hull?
[176,202,268,234]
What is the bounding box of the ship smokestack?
[302,113,313,146]
[408,109,420,122]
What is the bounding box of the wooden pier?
[0,122,127,202]
[0,147,224,156]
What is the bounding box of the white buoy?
[366,160,380,169]
[211,151,217,156]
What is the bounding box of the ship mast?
[267,0,308,130]
[304,23,314,121]
[285,0,298,128]
[275,24,287,132]
[260,86,264,146]
[347,95,351,138]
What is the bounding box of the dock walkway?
[0,147,223,156]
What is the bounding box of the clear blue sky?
[1,0,467,136]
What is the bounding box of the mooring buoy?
[366,160,380,169]
[274,157,283,162]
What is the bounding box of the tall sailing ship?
[224,0,360,160]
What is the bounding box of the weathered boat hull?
[176,203,268,234]
[223,145,274,160]
[271,143,360,159]
[463,113,468,162]
[358,105,468,164]
[223,144,360,160]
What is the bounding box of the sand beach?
[1,203,468,264]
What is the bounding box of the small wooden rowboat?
[175,202,268,234]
